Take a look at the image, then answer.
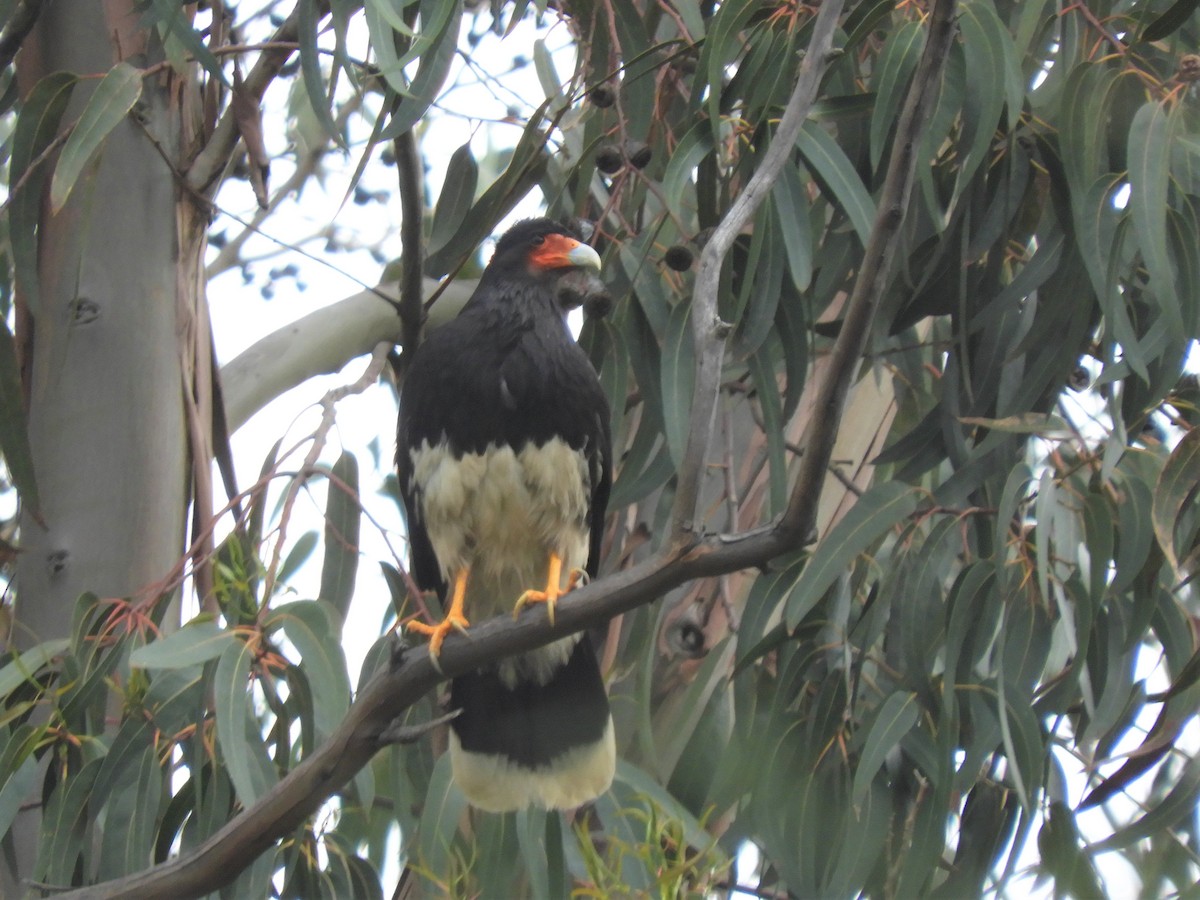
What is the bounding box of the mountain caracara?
[396,218,614,811]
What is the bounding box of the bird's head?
[487,218,602,285]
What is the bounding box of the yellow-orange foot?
[408,569,469,657]
[513,554,585,626]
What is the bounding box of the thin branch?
[669,0,846,541]
[777,0,958,546]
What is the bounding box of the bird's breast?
[407,437,592,619]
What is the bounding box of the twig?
[669,0,846,541]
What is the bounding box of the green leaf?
[35,758,102,885]
[953,6,1008,202]
[214,637,276,805]
[1112,462,1156,594]
[853,692,918,803]
[958,412,1072,436]
[380,0,462,140]
[428,143,479,256]
[869,20,923,172]
[50,62,143,213]
[269,600,351,739]
[1128,101,1183,333]
[0,639,69,698]
[661,121,714,209]
[142,0,227,84]
[320,452,361,626]
[771,164,813,292]
[796,119,876,247]
[660,300,694,468]
[129,619,235,669]
[1140,0,1200,41]
[1153,426,1200,578]
[417,753,466,882]
[278,530,318,587]
[297,0,342,146]
[0,319,38,512]
[0,726,45,840]
[786,482,919,629]
[9,70,77,315]
[748,344,787,513]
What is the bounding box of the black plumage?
[396,218,614,811]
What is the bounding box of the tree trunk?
[10,2,198,890]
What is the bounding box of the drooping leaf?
[1152,426,1200,578]
[786,482,919,629]
[428,143,479,256]
[9,71,77,315]
[796,119,876,247]
[1127,101,1183,333]
[0,318,38,512]
[319,452,361,626]
[269,600,351,739]
[129,619,235,670]
[50,62,144,213]
[214,637,276,805]
[852,691,918,803]
[660,300,694,468]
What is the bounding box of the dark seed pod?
[583,289,614,319]
[595,146,623,174]
[589,84,616,108]
[627,141,652,169]
[664,245,694,271]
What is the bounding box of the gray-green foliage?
[2,0,1200,896]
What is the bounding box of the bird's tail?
[448,636,614,812]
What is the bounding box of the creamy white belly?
[408,437,592,622]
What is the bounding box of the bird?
[395,217,615,812]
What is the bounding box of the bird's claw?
[408,611,470,658]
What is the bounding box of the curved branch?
[670,0,846,540]
[220,278,475,431]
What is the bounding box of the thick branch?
[777,0,957,545]
[219,278,475,431]
[670,0,845,540]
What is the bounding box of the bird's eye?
[531,235,545,246]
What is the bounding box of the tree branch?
[669,0,846,541]
[777,0,957,545]
[219,278,475,432]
